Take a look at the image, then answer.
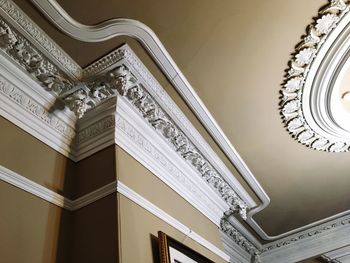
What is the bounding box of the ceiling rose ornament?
[280,0,350,152]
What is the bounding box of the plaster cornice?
[2,0,350,261]
[29,0,270,242]
[0,6,254,251]
[321,246,350,263]
[0,0,81,79]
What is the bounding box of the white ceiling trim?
[28,0,270,239]
[115,97,228,226]
[0,50,77,158]
[0,2,256,216]
[322,246,350,263]
[2,0,350,259]
[220,232,252,263]
[261,214,350,263]
[0,38,254,223]
[0,4,258,254]
[281,0,350,152]
[0,0,81,79]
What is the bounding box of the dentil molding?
[281,0,350,152]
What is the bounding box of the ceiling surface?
[16,0,350,238]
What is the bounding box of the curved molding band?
[6,0,348,244]
[2,0,350,256]
[29,0,272,240]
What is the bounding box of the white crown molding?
[120,47,256,209]
[4,0,350,259]
[0,18,252,222]
[29,0,270,241]
[0,50,77,158]
[322,246,350,263]
[261,214,350,263]
[115,97,228,226]
[220,232,251,263]
[0,3,253,220]
[117,181,230,262]
[0,0,82,79]
[220,218,261,262]
[0,11,255,253]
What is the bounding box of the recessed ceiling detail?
[281,0,350,152]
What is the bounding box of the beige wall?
[119,194,226,263]
[0,116,120,262]
[0,180,71,263]
[116,146,226,263]
[0,116,75,198]
[0,111,227,263]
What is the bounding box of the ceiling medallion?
[281,0,350,152]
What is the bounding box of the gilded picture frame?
[158,231,214,263]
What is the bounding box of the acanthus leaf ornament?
[315,13,339,34]
[280,0,350,152]
[0,19,74,96]
[295,48,316,66]
[220,217,261,262]
[87,65,249,219]
[63,88,96,119]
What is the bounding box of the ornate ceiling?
[2,0,350,262]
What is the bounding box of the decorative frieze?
[261,215,350,252]
[76,115,115,144]
[0,74,75,139]
[0,18,249,219]
[221,219,261,262]
[0,18,74,96]
[89,64,249,219]
[116,113,224,222]
[0,0,81,78]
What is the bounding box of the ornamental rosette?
[280,0,350,152]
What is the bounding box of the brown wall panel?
[71,194,119,263]
[73,145,116,199]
